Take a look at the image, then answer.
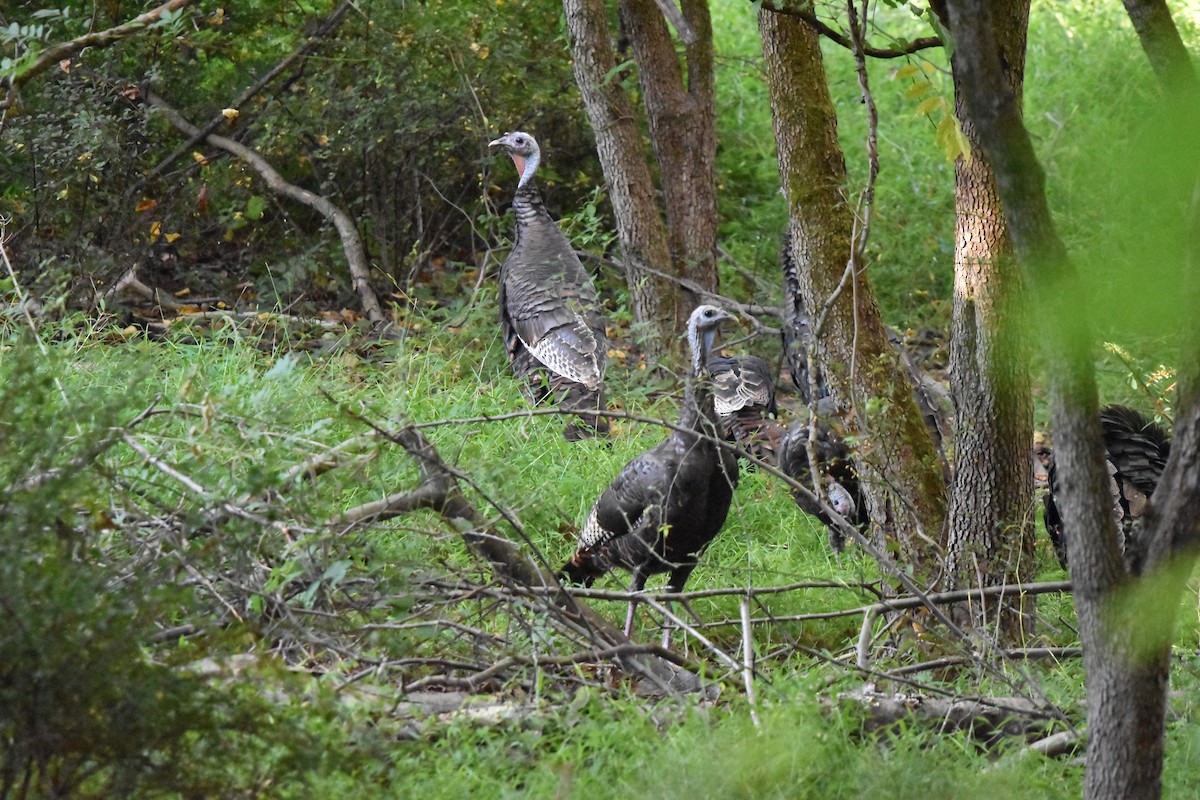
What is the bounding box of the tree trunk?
[940,2,1200,797]
[619,0,719,331]
[938,0,1035,642]
[563,0,676,351]
[758,9,947,584]
[1121,0,1200,98]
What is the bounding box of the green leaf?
[601,59,636,87]
[245,195,266,220]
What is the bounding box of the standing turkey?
[1041,404,1171,571]
[778,420,868,553]
[489,131,610,440]
[560,305,740,643]
[708,353,779,463]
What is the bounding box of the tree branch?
[330,411,710,696]
[141,0,356,184]
[1,0,198,111]
[755,0,942,58]
[143,89,387,325]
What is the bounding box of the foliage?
[1,0,601,314]
[0,337,325,797]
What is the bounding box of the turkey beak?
[488,136,505,148]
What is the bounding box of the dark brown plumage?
[778,420,868,552]
[560,305,740,640]
[1042,404,1171,571]
[490,131,610,440]
[708,353,779,463]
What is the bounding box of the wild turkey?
[489,131,610,440]
[778,420,868,553]
[560,305,740,643]
[708,353,779,463]
[1041,404,1171,571]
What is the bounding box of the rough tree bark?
[618,0,719,330]
[758,8,947,584]
[936,0,1036,641]
[941,1,1200,797]
[563,0,675,350]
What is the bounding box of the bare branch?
[143,90,388,325]
[756,0,942,58]
[142,1,355,183]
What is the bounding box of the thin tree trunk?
[1121,0,1200,98]
[619,0,719,330]
[938,0,1035,642]
[939,2,1199,797]
[563,0,677,351]
[758,9,947,584]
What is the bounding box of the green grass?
[0,304,1107,797]
[0,300,1138,798]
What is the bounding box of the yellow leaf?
[174,287,192,297]
[221,108,239,122]
[904,82,932,100]
[149,221,162,242]
[315,134,330,146]
[892,64,920,80]
[192,152,210,166]
[914,97,943,117]
[136,198,158,213]
[165,232,181,243]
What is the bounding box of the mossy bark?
[758,9,947,586]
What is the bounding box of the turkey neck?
[680,332,721,434]
[510,183,550,239]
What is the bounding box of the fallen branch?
[834,684,1064,744]
[884,647,1083,678]
[855,581,1072,669]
